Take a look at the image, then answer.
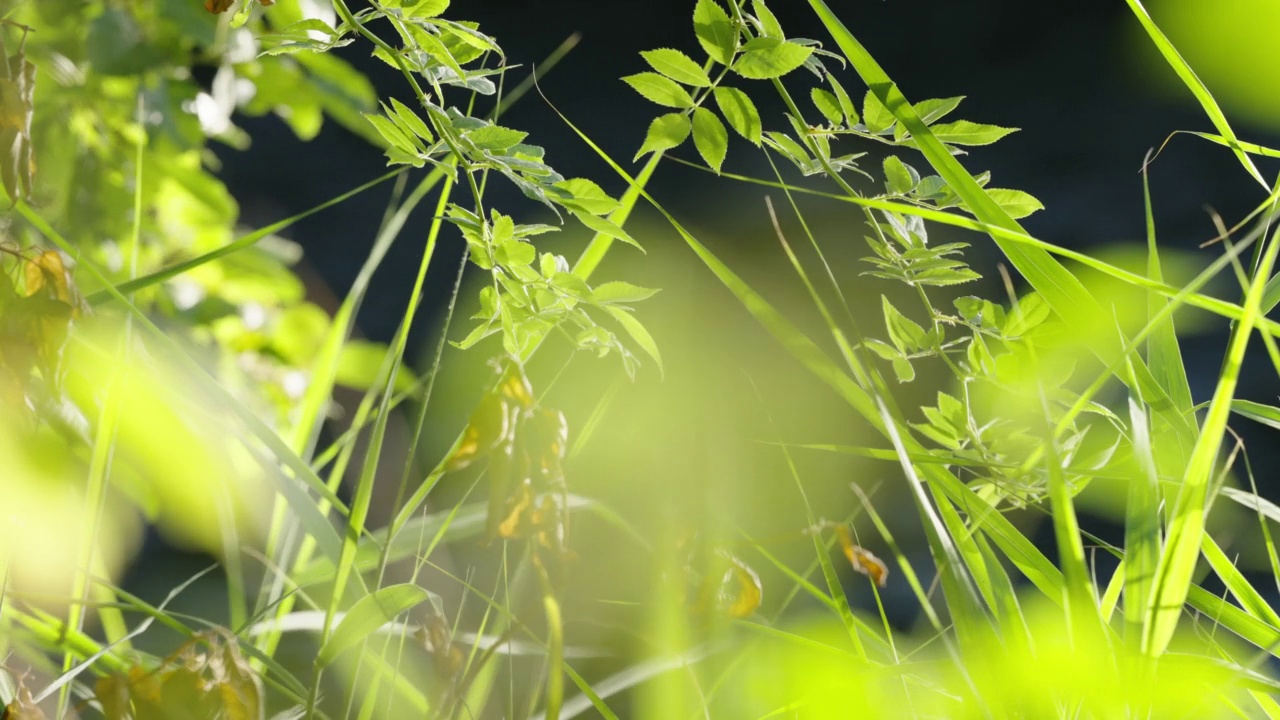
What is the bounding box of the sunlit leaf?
[691,107,728,173]
[641,48,711,87]
[317,584,435,668]
[713,87,762,145]
[634,113,691,161]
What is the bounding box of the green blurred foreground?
[4,0,1280,718]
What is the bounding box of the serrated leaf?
[397,0,449,17]
[929,120,1017,146]
[593,281,660,304]
[732,38,812,79]
[552,178,622,215]
[811,88,843,126]
[623,72,696,108]
[640,48,711,87]
[985,188,1044,219]
[713,87,762,145]
[692,107,729,173]
[496,239,535,267]
[828,75,859,127]
[364,113,418,155]
[605,305,663,373]
[388,97,434,142]
[467,124,528,151]
[571,209,644,252]
[862,89,894,134]
[693,0,737,66]
[751,0,785,39]
[883,155,916,195]
[317,585,433,668]
[914,96,965,125]
[634,112,691,161]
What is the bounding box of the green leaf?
[634,113,692,161]
[891,357,915,383]
[316,585,434,668]
[466,124,529,151]
[640,48,711,87]
[913,96,965,125]
[571,209,644,252]
[713,87,762,145]
[552,178,623,216]
[692,107,729,173]
[928,120,1018,146]
[882,296,927,353]
[811,88,844,126]
[751,0,785,38]
[605,305,663,372]
[862,89,894,134]
[593,281,660,304]
[732,38,813,79]
[496,239,536,267]
[622,72,696,108]
[364,113,419,155]
[388,98,434,142]
[984,188,1043,219]
[828,75,860,126]
[1003,293,1051,337]
[882,156,916,195]
[337,341,418,393]
[693,0,737,66]
[391,0,453,16]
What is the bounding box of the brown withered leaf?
[93,630,264,720]
[496,358,535,409]
[2,677,45,720]
[0,28,34,205]
[445,390,512,473]
[835,526,889,588]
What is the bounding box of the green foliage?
[6,1,1280,720]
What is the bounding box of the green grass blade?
[1143,158,1194,416]
[1125,397,1163,646]
[1146,221,1280,655]
[86,168,405,306]
[1123,0,1268,189]
[15,201,353,566]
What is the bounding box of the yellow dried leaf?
[720,553,763,618]
[445,391,511,472]
[836,526,889,588]
[2,678,45,720]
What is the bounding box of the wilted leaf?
[835,526,889,588]
[446,390,512,472]
[717,553,763,618]
[2,677,44,720]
